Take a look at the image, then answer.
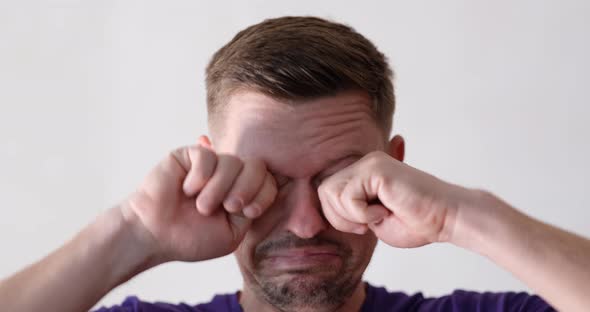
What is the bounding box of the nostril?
[282,181,329,237]
[285,208,329,239]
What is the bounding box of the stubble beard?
[250,234,363,312]
[257,268,361,312]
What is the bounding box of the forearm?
[453,190,590,312]
[0,205,156,312]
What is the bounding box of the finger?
[321,180,365,225]
[242,172,277,219]
[149,147,192,194]
[182,146,218,196]
[368,215,429,248]
[223,159,266,213]
[169,145,194,173]
[318,184,367,234]
[340,178,390,224]
[196,154,243,216]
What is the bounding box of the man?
[0,16,588,312]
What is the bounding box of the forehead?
[214,90,385,177]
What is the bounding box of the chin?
[256,270,360,312]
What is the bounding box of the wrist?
[88,203,161,290]
[446,188,524,255]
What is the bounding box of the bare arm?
[452,190,590,312]
[0,205,154,312]
[0,144,274,312]
[318,150,589,311]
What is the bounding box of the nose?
[283,181,329,239]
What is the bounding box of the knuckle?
[330,219,351,232]
[221,154,244,171]
[317,190,328,205]
[170,146,188,158]
[222,153,240,163]
[188,173,208,192]
[364,151,384,167]
[194,168,209,182]
[192,147,205,163]
[245,158,266,171]
[165,152,178,167]
[191,170,213,189]
[319,182,338,199]
[196,146,216,163]
[317,182,329,195]
[189,148,213,172]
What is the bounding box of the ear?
[387,135,405,162]
[198,135,214,150]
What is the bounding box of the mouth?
[261,246,342,272]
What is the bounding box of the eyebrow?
[267,153,363,179]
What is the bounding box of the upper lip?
[265,246,341,258]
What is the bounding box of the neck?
[239,281,367,312]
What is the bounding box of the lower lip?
[263,253,341,271]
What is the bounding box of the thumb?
[365,203,390,224]
[228,214,252,243]
[368,216,429,248]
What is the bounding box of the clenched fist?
[122,137,278,263]
[318,150,466,248]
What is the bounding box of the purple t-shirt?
[93,283,555,311]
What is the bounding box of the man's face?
[214,90,387,311]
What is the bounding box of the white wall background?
[1,0,589,309]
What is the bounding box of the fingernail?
[353,225,368,235]
[367,206,389,223]
[243,205,259,219]
[229,214,250,229]
[224,198,242,212]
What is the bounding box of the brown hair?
[206,16,395,136]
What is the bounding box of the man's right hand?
[0,137,278,312]
[123,136,278,264]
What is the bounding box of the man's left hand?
[318,150,467,248]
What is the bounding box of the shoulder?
[362,283,426,311]
[422,289,556,311]
[443,289,553,310]
[363,283,555,312]
[92,296,196,312]
[92,293,240,312]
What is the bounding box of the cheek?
[346,232,378,260]
[235,200,288,268]
[249,188,291,234]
